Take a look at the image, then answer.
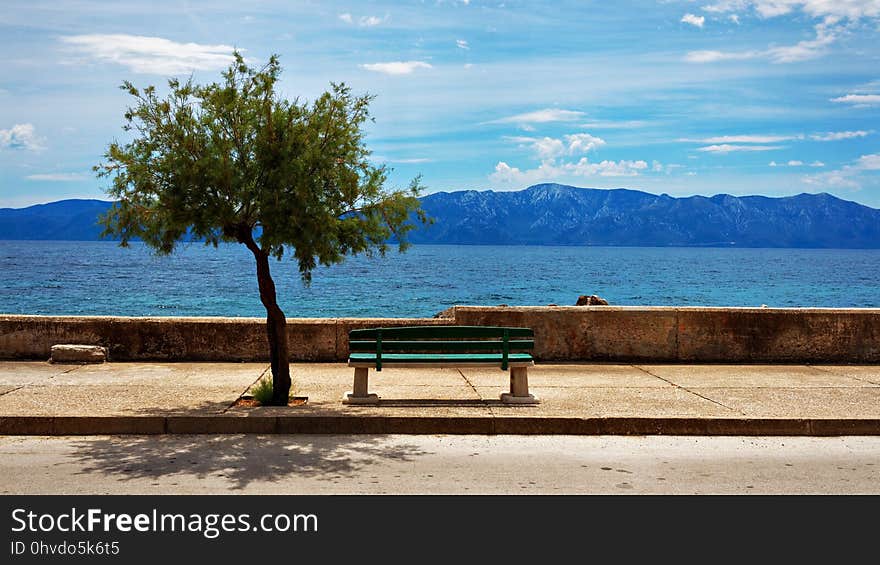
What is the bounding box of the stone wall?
[0,315,444,362]
[2,306,879,362]
[453,306,880,362]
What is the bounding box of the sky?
[1,0,879,208]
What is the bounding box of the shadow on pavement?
[69,434,432,490]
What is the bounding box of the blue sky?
[1,0,879,208]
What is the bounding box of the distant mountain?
[2,184,880,248]
[411,184,880,248]
[0,199,112,241]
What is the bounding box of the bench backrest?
[349,326,534,370]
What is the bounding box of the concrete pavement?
[3,435,879,494]
[0,361,879,434]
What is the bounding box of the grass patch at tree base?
[233,397,308,408]
[237,375,307,407]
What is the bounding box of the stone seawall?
[453,306,880,363]
[0,316,444,362]
[2,306,879,362]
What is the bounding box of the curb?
[2,416,880,436]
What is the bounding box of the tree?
[96,53,427,405]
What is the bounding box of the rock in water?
[576,295,609,306]
[433,307,456,319]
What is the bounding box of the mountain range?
[2,183,880,248]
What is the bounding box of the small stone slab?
[50,345,107,364]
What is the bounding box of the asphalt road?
[2,435,878,494]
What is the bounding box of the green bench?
[344,325,538,405]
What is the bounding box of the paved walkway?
[0,361,878,434]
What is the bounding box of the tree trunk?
[239,229,291,405]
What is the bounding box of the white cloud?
[456,39,469,50]
[765,16,840,62]
[491,132,652,185]
[0,123,43,151]
[489,161,539,184]
[684,131,870,145]
[681,134,800,143]
[702,1,880,20]
[360,61,433,75]
[685,49,761,63]
[810,130,871,141]
[769,160,778,166]
[803,169,862,189]
[681,13,706,27]
[701,1,752,15]
[375,156,432,164]
[25,172,88,181]
[60,34,238,75]
[830,94,880,105]
[788,160,804,166]
[565,133,606,154]
[730,14,741,23]
[686,15,848,64]
[359,15,388,27]
[580,120,648,129]
[697,144,783,152]
[489,158,651,185]
[810,161,825,167]
[338,13,388,26]
[803,152,880,189]
[857,153,880,169]
[486,108,586,125]
[393,158,432,164]
[523,137,566,159]
[505,133,606,159]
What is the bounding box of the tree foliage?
[96,52,426,282]
[96,53,427,404]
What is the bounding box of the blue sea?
[1,241,878,317]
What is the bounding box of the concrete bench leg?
[501,366,539,404]
[343,367,379,404]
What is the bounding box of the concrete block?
[809,419,880,435]
[0,416,53,435]
[383,416,494,434]
[453,306,677,361]
[166,415,277,434]
[492,417,602,434]
[50,344,107,363]
[286,319,337,361]
[51,416,166,434]
[676,308,880,363]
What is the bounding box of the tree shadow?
[68,434,433,490]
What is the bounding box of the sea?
[1,241,878,317]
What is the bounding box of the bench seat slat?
[348,352,533,364]
[349,326,534,339]
[349,340,534,352]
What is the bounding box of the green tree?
[96,54,426,405]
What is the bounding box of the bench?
[344,326,538,405]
